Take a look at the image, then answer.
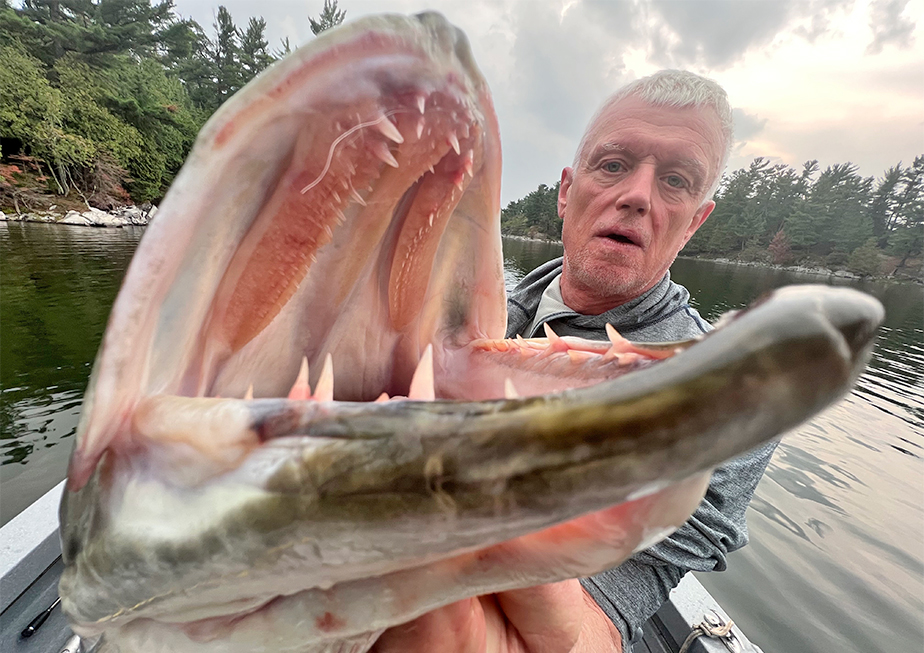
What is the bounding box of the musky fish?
[58,12,884,653]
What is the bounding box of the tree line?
[501,157,923,276]
[0,0,346,206]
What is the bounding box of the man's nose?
[616,166,654,215]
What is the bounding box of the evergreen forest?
[501,157,923,277]
[1,1,919,277]
[0,0,345,208]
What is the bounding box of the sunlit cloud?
[171,0,924,202]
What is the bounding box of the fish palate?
[57,11,885,653]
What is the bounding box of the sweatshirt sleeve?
[580,440,777,649]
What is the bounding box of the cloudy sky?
[172,0,923,205]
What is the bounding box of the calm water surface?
[503,237,924,653]
[1,225,922,653]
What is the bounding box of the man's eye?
[665,174,687,188]
[603,161,623,173]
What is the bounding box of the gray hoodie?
[507,258,776,650]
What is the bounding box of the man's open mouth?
[604,231,642,247]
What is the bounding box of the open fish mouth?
[57,11,884,653]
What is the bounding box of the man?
[374,70,775,652]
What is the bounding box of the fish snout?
[820,286,885,362]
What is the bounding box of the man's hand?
[371,580,622,653]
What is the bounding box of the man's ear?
[682,200,715,247]
[558,167,573,220]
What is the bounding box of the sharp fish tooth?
[243,384,254,401]
[408,344,435,401]
[372,142,400,168]
[447,133,461,155]
[504,378,519,399]
[375,392,390,402]
[350,187,367,206]
[568,350,594,363]
[463,150,474,176]
[415,93,426,114]
[313,353,334,402]
[543,323,569,352]
[288,357,311,400]
[415,118,424,140]
[605,323,627,346]
[376,118,404,143]
[428,212,434,227]
[603,323,629,361]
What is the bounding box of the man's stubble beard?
[564,248,677,311]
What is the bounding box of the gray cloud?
[867,0,917,53]
[640,0,856,68]
[169,0,922,203]
[733,108,769,143]
[509,2,636,139]
[494,1,642,201]
[791,0,856,42]
[647,0,795,68]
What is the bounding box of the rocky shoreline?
[679,255,865,280]
[0,205,157,227]
[500,234,920,284]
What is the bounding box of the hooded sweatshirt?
[506,258,776,651]
[506,257,711,341]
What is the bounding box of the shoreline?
[0,205,156,228]
[2,218,917,284]
[500,233,921,285]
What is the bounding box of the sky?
[171,0,924,205]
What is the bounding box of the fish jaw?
[67,11,505,489]
[59,282,884,649]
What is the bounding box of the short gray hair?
[573,70,733,201]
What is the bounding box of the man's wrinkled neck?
[560,265,663,316]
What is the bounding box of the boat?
[1,481,764,652]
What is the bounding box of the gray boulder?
[61,211,92,226]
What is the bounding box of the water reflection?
[1,222,143,522]
[500,238,924,653]
[0,227,921,653]
[500,237,565,287]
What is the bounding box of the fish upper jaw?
[66,13,505,489]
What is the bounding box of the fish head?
[58,11,885,653]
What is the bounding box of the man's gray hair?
[573,70,733,201]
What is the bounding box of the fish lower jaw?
[73,472,712,653]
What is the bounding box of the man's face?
[558,95,723,314]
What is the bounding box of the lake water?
[2,223,922,653]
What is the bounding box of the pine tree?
[309,0,345,35]
[240,17,273,80]
[211,6,243,105]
